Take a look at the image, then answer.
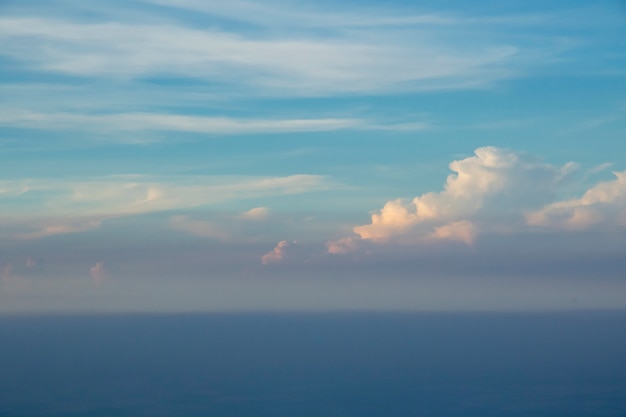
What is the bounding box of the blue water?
[1,312,625,417]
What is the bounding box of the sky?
[1,0,625,313]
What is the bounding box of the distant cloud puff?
[326,236,360,254]
[262,240,298,264]
[90,261,107,285]
[242,207,270,220]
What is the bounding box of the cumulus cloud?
[345,146,574,247]
[261,240,299,264]
[527,171,626,230]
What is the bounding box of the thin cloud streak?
[0,111,428,136]
[0,111,361,135]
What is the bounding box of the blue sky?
[1,0,625,313]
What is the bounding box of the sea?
[1,311,625,417]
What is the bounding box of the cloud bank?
[329,147,623,253]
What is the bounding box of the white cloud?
[0,14,533,96]
[588,162,613,175]
[350,146,573,244]
[262,240,298,264]
[0,111,360,135]
[527,171,626,230]
[241,207,270,220]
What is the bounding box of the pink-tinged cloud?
[326,236,360,254]
[527,171,626,230]
[262,240,298,264]
[90,261,107,285]
[430,220,476,244]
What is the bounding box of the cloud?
[527,171,626,230]
[89,261,107,285]
[241,207,270,220]
[1,174,330,239]
[588,162,613,175]
[11,219,102,240]
[261,240,299,264]
[0,111,360,135]
[25,257,39,269]
[143,0,547,29]
[0,12,539,96]
[430,220,476,245]
[326,236,361,255]
[347,146,574,246]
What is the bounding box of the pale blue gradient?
[0,0,625,312]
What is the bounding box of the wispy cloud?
[0,111,360,135]
[0,110,428,137]
[0,12,537,96]
[1,174,332,239]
